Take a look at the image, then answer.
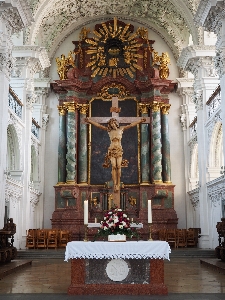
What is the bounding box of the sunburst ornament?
[85,17,143,79]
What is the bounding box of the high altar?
[51,18,178,240]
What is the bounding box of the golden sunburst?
[85,17,143,79]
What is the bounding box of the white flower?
[104,226,108,230]
[119,225,123,229]
[118,209,122,211]
[104,217,106,220]
[122,221,126,226]
[123,214,127,218]
[113,217,119,223]
[108,212,112,214]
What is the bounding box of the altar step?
[16,248,216,259]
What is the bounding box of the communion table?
[65,240,171,295]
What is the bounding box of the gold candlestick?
[148,223,153,241]
[83,224,88,242]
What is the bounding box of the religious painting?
[89,98,139,185]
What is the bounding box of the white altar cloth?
[65,241,171,261]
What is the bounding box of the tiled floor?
[0,257,224,299]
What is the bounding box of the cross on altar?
[85,96,150,208]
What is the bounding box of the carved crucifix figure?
[85,97,149,207]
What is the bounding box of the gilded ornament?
[98,83,129,100]
[161,104,171,115]
[150,101,161,112]
[85,17,143,78]
[55,51,76,80]
[139,103,149,114]
[64,102,76,112]
[57,105,66,115]
[128,196,137,206]
[78,104,89,115]
[152,51,170,79]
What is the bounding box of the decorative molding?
[0,7,23,34]
[0,52,16,79]
[42,113,49,130]
[5,177,23,208]
[188,188,199,210]
[179,104,187,130]
[207,176,225,207]
[30,187,41,211]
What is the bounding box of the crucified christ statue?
[85,117,146,193]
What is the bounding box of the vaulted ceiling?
[26,0,201,60]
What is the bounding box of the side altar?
[51,18,178,240]
[65,241,171,295]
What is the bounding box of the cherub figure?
[85,117,146,192]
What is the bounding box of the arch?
[7,124,20,171]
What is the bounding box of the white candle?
[94,217,97,223]
[148,200,152,223]
[84,200,88,224]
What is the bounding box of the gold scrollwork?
[150,101,161,112]
[98,83,129,100]
[161,103,171,115]
[152,51,170,79]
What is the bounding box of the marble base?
[68,258,168,295]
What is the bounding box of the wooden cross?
[87,97,150,208]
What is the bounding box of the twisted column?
[139,103,150,183]
[161,104,171,183]
[78,104,89,184]
[65,102,76,184]
[57,105,67,183]
[150,101,162,183]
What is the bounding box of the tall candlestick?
[84,200,88,224]
[148,200,152,223]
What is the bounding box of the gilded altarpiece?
[51,19,178,240]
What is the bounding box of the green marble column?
[57,105,67,183]
[161,104,171,183]
[65,102,76,184]
[150,101,162,183]
[139,104,150,183]
[78,104,88,183]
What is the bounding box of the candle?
[148,200,152,223]
[94,217,97,223]
[84,200,88,224]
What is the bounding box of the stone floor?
[0,257,224,299]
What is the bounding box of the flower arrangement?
[94,207,139,240]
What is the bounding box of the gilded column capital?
[161,104,171,115]
[57,105,66,115]
[64,102,76,112]
[78,104,89,115]
[150,101,161,112]
[139,103,149,114]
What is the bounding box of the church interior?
[1,1,225,296]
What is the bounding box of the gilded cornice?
[139,103,149,114]
[77,104,89,115]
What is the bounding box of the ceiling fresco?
[25,0,201,60]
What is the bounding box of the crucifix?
[85,97,150,208]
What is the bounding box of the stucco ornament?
[27,0,197,59]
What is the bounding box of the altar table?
[65,241,171,295]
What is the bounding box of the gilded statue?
[85,117,146,192]
[55,51,76,80]
[152,51,170,79]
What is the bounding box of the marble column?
[78,104,88,184]
[58,105,67,183]
[65,102,76,184]
[139,103,150,183]
[161,104,171,183]
[150,101,162,183]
